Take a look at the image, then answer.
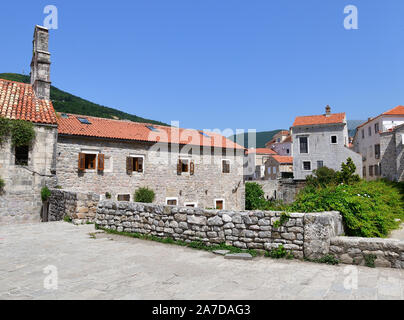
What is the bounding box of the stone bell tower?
[30,25,51,100]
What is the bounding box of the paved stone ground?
[389,223,404,240]
[0,222,403,300]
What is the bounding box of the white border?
[184,202,198,208]
[129,154,145,173]
[214,198,225,210]
[166,197,179,205]
[302,160,312,171]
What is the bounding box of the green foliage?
[266,245,294,259]
[0,176,5,193]
[364,254,376,268]
[336,157,360,185]
[134,187,156,203]
[0,73,167,126]
[105,192,111,199]
[245,182,270,210]
[273,212,290,228]
[228,130,286,148]
[306,166,338,188]
[41,186,51,202]
[290,180,404,238]
[0,117,35,147]
[63,215,72,223]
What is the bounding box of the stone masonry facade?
[56,136,245,211]
[0,125,57,224]
[96,200,344,260]
[380,124,404,182]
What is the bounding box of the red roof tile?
[0,79,57,125]
[57,113,245,150]
[271,155,293,164]
[383,105,404,116]
[246,148,277,155]
[293,113,345,127]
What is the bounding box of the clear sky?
[0,1,403,133]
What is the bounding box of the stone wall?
[0,125,57,224]
[330,237,404,268]
[96,201,345,259]
[255,179,306,204]
[56,136,245,210]
[48,189,99,224]
[380,125,404,182]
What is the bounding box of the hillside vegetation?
[228,130,283,149]
[0,73,167,126]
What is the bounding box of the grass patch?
[305,254,339,265]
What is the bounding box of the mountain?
[228,130,283,149]
[347,120,365,137]
[0,73,167,126]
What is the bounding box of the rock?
[222,214,232,223]
[187,215,207,225]
[213,250,230,256]
[224,253,253,260]
[207,216,223,226]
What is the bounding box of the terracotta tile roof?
[292,113,345,127]
[57,113,245,150]
[271,155,293,164]
[356,106,404,130]
[383,105,404,116]
[0,79,57,125]
[246,148,277,155]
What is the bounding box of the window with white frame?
[330,135,338,144]
[303,161,311,171]
[222,159,230,173]
[214,199,225,210]
[166,197,178,206]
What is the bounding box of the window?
[177,158,194,175]
[117,194,130,201]
[184,202,197,208]
[317,161,324,168]
[78,152,105,171]
[286,149,290,154]
[273,166,277,174]
[77,117,91,124]
[222,159,230,173]
[369,165,374,177]
[15,146,29,165]
[330,135,338,144]
[374,144,380,159]
[303,161,311,171]
[146,125,159,132]
[361,130,365,139]
[368,126,372,137]
[374,123,379,133]
[85,154,97,169]
[374,164,380,176]
[299,137,308,154]
[166,198,178,206]
[214,199,224,210]
[363,166,366,177]
[126,155,144,174]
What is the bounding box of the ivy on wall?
[0,117,36,147]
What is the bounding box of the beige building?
[264,155,293,180]
[353,106,404,180]
[245,148,277,180]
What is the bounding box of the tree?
[306,166,338,188]
[336,157,360,185]
[245,182,267,210]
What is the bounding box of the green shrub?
[245,182,270,210]
[273,212,290,228]
[266,245,294,259]
[0,176,5,192]
[105,192,111,199]
[40,186,51,202]
[308,254,339,265]
[134,187,155,203]
[336,157,360,185]
[306,166,338,188]
[0,117,12,145]
[364,254,377,268]
[10,119,36,147]
[290,180,404,237]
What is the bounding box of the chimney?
[325,105,331,116]
[30,25,51,100]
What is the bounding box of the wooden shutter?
[126,157,133,174]
[177,159,182,175]
[190,160,195,175]
[78,153,85,171]
[98,154,105,171]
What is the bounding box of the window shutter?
[98,154,105,171]
[126,157,133,174]
[78,153,85,171]
[190,160,195,175]
[177,159,182,175]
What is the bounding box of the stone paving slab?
[0,222,403,300]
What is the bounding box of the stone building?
[244,148,277,181]
[353,106,404,180]
[0,26,58,224]
[264,155,293,180]
[55,114,246,210]
[379,123,404,182]
[265,130,292,156]
[291,106,362,180]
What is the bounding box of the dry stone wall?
[96,200,344,259]
[48,189,100,223]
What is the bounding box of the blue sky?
[0,1,403,133]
